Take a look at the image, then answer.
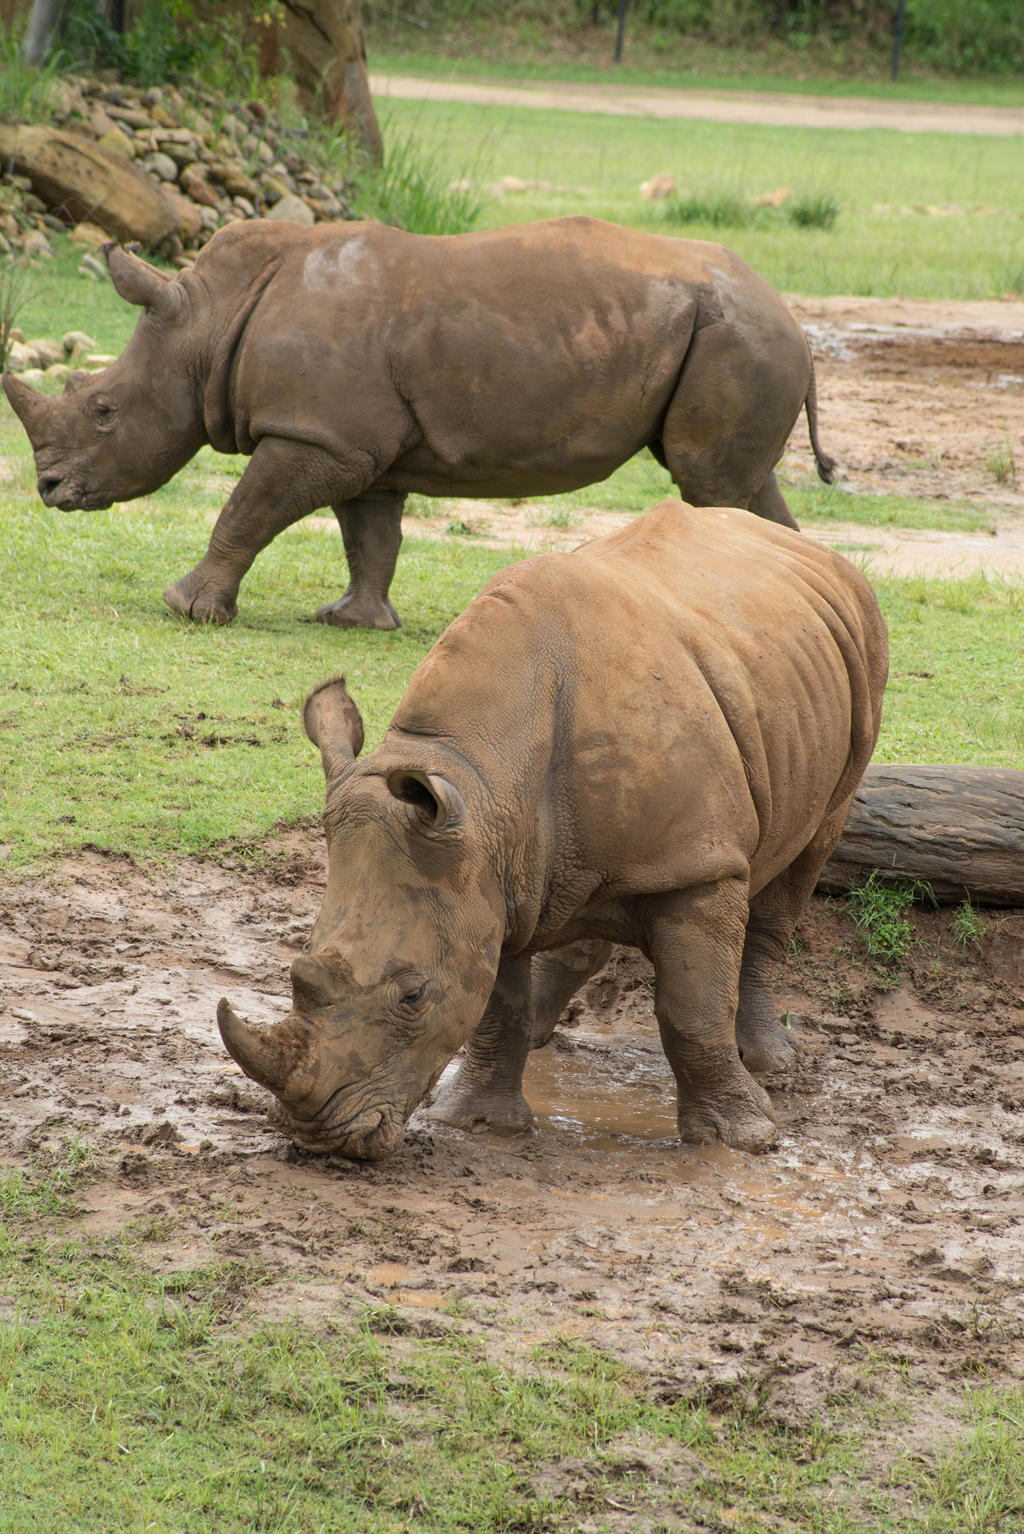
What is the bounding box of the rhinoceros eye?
[399,982,427,1010]
[92,398,116,426]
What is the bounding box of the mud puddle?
[2,837,1023,1421]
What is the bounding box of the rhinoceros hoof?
[426,1089,534,1137]
[736,1023,799,1076]
[316,595,401,631]
[164,578,237,625]
[678,1085,779,1154]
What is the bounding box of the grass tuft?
[787,191,840,228]
[843,871,937,969]
[354,127,490,234]
[950,894,986,952]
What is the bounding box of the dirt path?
[370,72,1024,136]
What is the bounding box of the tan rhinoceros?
[217,499,888,1160]
[3,217,833,630]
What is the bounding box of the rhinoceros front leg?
[645,880,779,1154]
[427,954,536,1135]
[317,490,405,631]
[164,438,359,624]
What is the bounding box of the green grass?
[873,569,1024,766]
[411,462,1003,536]
[366,97,1024,298]
[2,411,1022,868]
[785,481,1000,534]
[1,1148,1023,1533]
[843,870,936,975]
[0,425,520,867]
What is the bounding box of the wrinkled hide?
[3,217,832,629]
[219,500,888,1161]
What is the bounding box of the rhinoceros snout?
[290,954,341,1012]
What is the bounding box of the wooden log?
[818,763,1024,907]
[0,123,178,248]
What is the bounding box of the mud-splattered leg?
[645,880,778,1153]
[317,490,405,630]
[530,939,613,1047]
[164,438,361,624]
[738,820,847,1074]
[427,954,536,1134]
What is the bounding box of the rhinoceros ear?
[387,769,466,832]
[304,676,365,782]
[104,243,181,317]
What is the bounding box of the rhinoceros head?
[2,245,205,511]
[218,677,506,1160]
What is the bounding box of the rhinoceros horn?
[303,676,365,782]
[2,372,52,442]
[217,997,311,1095]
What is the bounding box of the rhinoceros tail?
[805,350,837,486]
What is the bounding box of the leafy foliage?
[0,19,65,119]
[62,0,202,86]
[391,0,1023,74]
[0,261,32,374]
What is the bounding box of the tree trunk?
[21,0,63,64]
[259,0,382,163]
[819,763,1024,907]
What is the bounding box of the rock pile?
[3,327,113,388]
[0,72,357,267]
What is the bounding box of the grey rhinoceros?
[217,499,888,1160]
[3,216,834,630]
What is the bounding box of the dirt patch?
[789,296,1024,519]
[2,835,1023,1418]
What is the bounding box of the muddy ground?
[2,841,1023,1429]
[2,304,1023,1438]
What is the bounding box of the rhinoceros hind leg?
[661,317,806,531]
[318,491,404,630]
[647,881,779,1154]
[427,955,535,1136]
[530,938,613,1048]
[746,471,799,531]
[737,824,851,1074]
[316,593,401,630]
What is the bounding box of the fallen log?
[0,122,178,248]
[819,763,1024,907]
